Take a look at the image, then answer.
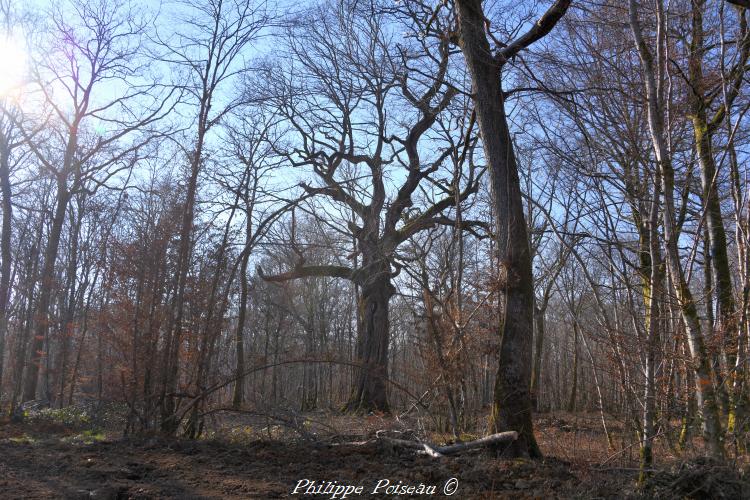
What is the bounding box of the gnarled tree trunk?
[345,256,393,413]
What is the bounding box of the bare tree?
[15,0,176,403]
[629,0,724,459]
[151,0,271,433]
[451,0,570,457]
[217,111,290,408]
[258,0,483,412]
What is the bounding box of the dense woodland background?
[2,0,750,479]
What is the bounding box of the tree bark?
[0,134,13,391]
[56,199,83,407]
[687,0,748,429]
[567,321,579,413]
[345,259,393,413]
[23,177,70,402]
[531,304,545,411]
[232,248,250,408]
[629,0,725,459]
[9,240,39,415]
[454,0,558,457]
[160,118,204,433]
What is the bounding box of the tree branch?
[497,0,572,63]
[257,263,356,283]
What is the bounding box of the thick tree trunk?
[345,261,393,413]
[455,0,540,457]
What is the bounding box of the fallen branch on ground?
[375,430,519,457]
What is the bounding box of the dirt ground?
[0,412,746,499]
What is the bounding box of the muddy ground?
[0,413,746,499]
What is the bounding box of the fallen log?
[376,430,519,456]
[436,431,519,454]
[421,443,444,458]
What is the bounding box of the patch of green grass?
[8,434,36,444]
[30,407,91,427]
[225,425,255,444]
[459,432,480,442]
[61,429,106,445]
[203,425,261,444]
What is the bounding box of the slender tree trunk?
[567,321,579,413]
[23,179,70,402]
[630,0,724,459]
[729,131,749,445]
[454,0,541,457]
[690,0,738,377]
[67,280,96,406]
[0,141,13,392]
[659,74,725,462]
[580,326,613,450]
[640,123,664,480]
[185,200,237,437]
[641,272,660,480]
[56,200,83,407]
[531,304,545,411]
[161,128,204,433]
[232,250,250,408]
[9,241,39,415]
[421,281,461,437]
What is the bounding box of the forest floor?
[0,410,748,499]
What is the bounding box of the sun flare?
[0,35,27,96]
